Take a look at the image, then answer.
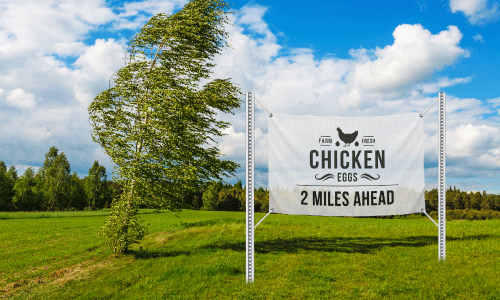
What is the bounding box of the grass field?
[1,210,499,299]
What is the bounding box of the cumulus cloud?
[73,38,126,105]
[340,25,469,107]
[447,124,500,157]
[450,0,500,24]
[5,88,37,109]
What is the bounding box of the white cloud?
[5,88,37,109]
[0,0,187,58]
[414,76,472,94]
[73,38,126,105]
[489,97,500,106]
[0,1,97,57]
[340,24,469,107]
[112,0,188,30]
[473,33,485,43]
[450,0,500,24]
[447,124,500,157]
[451,0,486,15]
[74,39,125,77]
[214,21,469,114]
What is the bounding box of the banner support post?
[246,92,255,282]
[438,92,446,261]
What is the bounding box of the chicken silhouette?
[337,127,358,146]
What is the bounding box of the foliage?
[0,161,15,210]
[1,147,112,212]
[12,168,41,211]
[88,0,241,252]
[255,187,269,212]
[99,196,148,254]
[106,181,123,208]
[216,187,243,211]
[425,186,500,214]
[68,173,88,210]
[201,181,223,211]
[36,147,73,211]
[85,161,109,209]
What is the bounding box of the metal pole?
[438,92,446,261]
[246,92,255,282]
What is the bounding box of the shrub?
[99,197,148,253]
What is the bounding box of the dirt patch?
[0,259,115,298]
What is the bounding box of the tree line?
[2,147,499,219]
[425,187,500,220]
[2,147,500,218]
[0,147,119,212]
[181,180,269,213]
[0,146,271,213]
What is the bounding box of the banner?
[268,113,425,217]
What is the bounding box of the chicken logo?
[336,127,358,147]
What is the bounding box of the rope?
[420,97,440,118]
[254,95,273,117]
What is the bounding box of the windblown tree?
[88,0,241,253]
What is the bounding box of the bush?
[99,197,148,254]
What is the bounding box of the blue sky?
[0,0,499,193]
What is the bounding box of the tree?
[201,181,223,211]
[0,161,14,211]
[470,192,482,211]
[88,0,241,253]
[69,173,88,210]
[217,188,243,211]
[12,167,41,211]
[7,166,17,183]
[85,161,109,209]
[425,189,438,211]
[37,147,72,210]
[234,180,242,190]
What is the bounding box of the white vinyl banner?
[269,113,425,217]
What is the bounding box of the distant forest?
[1,147,499,219]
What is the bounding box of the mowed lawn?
[1,210,499,299]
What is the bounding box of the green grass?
[1,210,499,299]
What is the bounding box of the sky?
[1,0,499,193]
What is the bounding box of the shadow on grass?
[128,234,495,259]
[204,236,441,254]
[127,249,190,259]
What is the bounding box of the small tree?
[202,182,222,211]
[89,0,241,253]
